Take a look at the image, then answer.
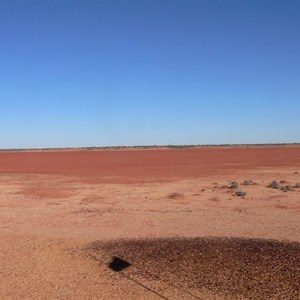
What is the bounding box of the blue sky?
[1,1,299,148]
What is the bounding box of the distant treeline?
[1,143,300,152]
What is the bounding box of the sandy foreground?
[0,147,300,299]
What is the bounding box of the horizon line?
[1,142,300,152]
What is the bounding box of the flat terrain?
[0,146,300,299]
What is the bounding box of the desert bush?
[267,181,280,189]
[220,185,229,189]
[230,181,239,189]
[280,185,293,192]
[294,182,300,188]
[242,180,255,186]
[235,191,247,197]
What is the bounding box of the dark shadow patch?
[88,237,300,299]
[109,256,131,272]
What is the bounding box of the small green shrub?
[230,181,239,189]
[242,180,255,186]
[220,185,229,189]
[280,185,293,192]
[267,181,280,189]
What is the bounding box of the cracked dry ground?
[0,147,300,299]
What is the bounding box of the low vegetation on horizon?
[1,142,300,152]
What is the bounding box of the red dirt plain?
[1,146,300,182]
[1,146,300,299]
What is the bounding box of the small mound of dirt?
[88,237,300,299]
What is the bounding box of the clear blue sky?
[1,0,299,148]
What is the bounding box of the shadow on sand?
[108,256,131,272]
[88,237,300,299]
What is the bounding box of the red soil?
[1,146,300,299]
[0,146,300,182]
